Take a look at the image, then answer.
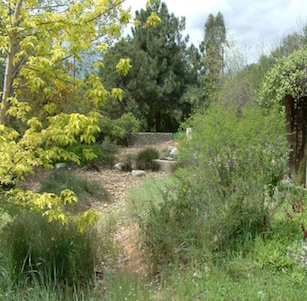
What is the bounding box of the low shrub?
[1,211,100,285]
[100,139,119,168]
[40,170,108,211]
[136,148,159,171]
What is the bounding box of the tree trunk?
[0,0,23,125]
[155,108,161,132]
[284,95,296,176]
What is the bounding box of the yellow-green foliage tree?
[0,0,160,229]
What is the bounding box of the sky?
[123,0,307,63]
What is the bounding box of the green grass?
[126,176,173,222]
[102,273,152,301]
[1,211,100,286]
[157,262,307,301]
[1,173,306,300]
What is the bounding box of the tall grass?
[127,176,172,222]
[1,211,99,286]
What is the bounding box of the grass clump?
[136,148,159,171]
[0,211,100,286]
[127,176,172,222]
[120,153,137,172]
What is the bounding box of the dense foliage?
[98,112,141,145]
[100,2,200,131]
[1,1,306,299]
[138,105,288,264]
[259,47,307,105]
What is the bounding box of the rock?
[131,170,146,177]
[55,162,67,169]
[170,147,178,159]
[114,162,124,171]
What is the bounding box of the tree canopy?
[259,47,307,106]
[100,1,200,132]
[0,0,159,228]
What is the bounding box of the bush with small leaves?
[139,104,289,265]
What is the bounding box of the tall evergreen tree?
[100,2,199,132]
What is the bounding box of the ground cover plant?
[40,170,109,211]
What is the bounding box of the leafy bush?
[65,140,118,168]
[1,212,99,285]
[136,148,159,171]
[0,207,12,233]
[99,113,141,145]
[40,170,108,211]
[139,104,288,265]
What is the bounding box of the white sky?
[123,0,307,63]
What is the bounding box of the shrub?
[139,104,288,265]
[98,113,141,145]
[136,148,159,171]
[64,140,118,168]
[1,211,99,285]
[40,170,108,211]
[100,139,119,168]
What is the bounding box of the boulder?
[55,162,67,169]
[131,170,146,177]
[170,147,178,159]
[114,162,124,171]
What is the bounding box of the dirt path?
[23,167,166,279]
[78,169,165,279]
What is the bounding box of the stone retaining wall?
[128,132,172,146]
